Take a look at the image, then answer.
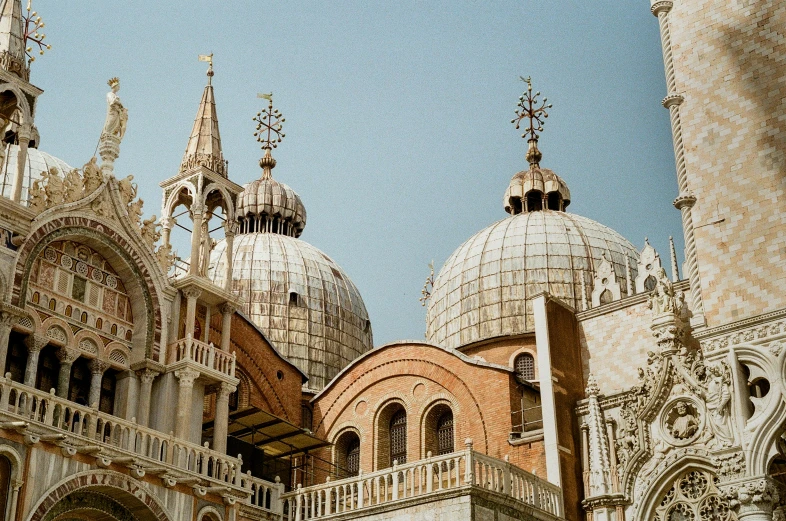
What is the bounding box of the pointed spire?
[0,0,26,79]
[669,236,680,282]
[180,55,227,177]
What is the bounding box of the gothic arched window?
[515,353,535,381]
[654,469,736,521]
[390,410,407,465]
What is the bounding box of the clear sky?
[29,1,681,346]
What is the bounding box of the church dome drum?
[0,143,72,204]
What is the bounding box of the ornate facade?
[0,1,783,521]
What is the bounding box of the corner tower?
[651,1,786,328]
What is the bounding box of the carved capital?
[0,310,19,330]
[223,220,240,237]
[650,0,673,16]
[650,315,687,353]
[136,368,159,385]
[182,287,202,300]
[88,358,108,375]
[217,382,237,400]
[722,477,780,517]
[190,201,206,216]
[218,302,238,316]
[24,334,48,353]
[56,347,80,365]
[174,368,200,387]
[661,93,684,109]
[159,216,174,230]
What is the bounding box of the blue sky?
[30,1,681,345]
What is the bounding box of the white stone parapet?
[169,336,237,379]
[0,376,281,515]
[281,445,564,520]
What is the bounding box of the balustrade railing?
[0,376,279,515]
[169,336,236,378]
[281,441,563,520]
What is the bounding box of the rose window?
[655,469,736,521]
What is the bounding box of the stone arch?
[163,180,197,219]
[0,444,22,483]
[12,219,165,362]
[634,452,717,521]
[26,470,172,521]
[202,182,235,222]
[0,83,32,124]
[41,317,74,348]
[508,346,537,377]
[419,397,458,458]
[196,505,224,521]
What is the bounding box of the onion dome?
[426,78,638,349]
[0,143,72,204]
[208,95,372,390]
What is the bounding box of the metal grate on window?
[437,411,454,455]
[346,437,360,477]
[515,353,535,380]
[390,410,407,465]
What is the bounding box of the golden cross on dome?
[512,76,552,142]
[24,0,51,63]
[253,93,286,150]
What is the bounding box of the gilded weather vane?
[23,0,51,63]
[198,53,214,82]
[511,77,552,167]
[253,93,286,150]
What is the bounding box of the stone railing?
[169,336,236,378]
[281,441,563,520]
[0,377,278,515]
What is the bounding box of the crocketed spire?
[0,0,26,79]
[180,62,227,177]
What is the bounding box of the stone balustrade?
[0,376,279,515]
[281,441,563,520]
[169,336,236,378]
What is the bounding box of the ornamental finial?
[511,77,552,168]
[253,93,285,178]
[198,53,213,84]
[24,0,51,64]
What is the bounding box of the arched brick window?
[335,431,361,478]
[515,353,535,380]
[0,455,10,519]
[436,411,454,455]
[390,410,407,465]
[346,437,360,476]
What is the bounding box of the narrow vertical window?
[436,411,454,455]
[389,410,407,465]
[515,353,535,380]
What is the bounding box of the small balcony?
[167,336,237,383]
[281,441,564,520]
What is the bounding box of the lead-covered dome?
[0,143,72,204]
[426,211,639,349]
[208,233,372,391]
[236,177,306,237]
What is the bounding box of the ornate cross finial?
[24,0,51,64]
[511,76,552,167]
[198,53,213,83]
[419,261,435,307]
[253,93,285,150]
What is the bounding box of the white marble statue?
[102,77,128,139]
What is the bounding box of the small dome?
[236,177,306,237]
[0,143,72,205]
[426,211,639,349]
[504,166,571,214]
[208,233,373,390]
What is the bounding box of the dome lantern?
[505,78,570,214]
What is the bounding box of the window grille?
[515,353,535,380]
[389,410,407,465]
[346,437,360,477]
[437,411,454,455]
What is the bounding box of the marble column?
[219,303,236,352]
[0,311,18,376]
[213,382,236,454]
[55,348,79,398]
[174,368,200,440]
[183,288,202,340]
[136,368,158,427]
[10,125,31,203]
[88,359,107,408]
[223,221,238,292]
[23,334,47,387]
[189,203,204,276]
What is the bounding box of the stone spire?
[180,56,227,177]
[0,0,26,79]
[585,374,612,497]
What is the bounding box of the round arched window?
[515,353,535,380]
